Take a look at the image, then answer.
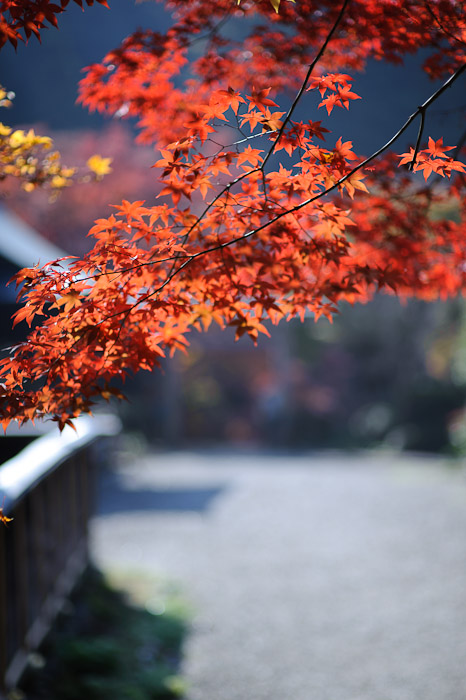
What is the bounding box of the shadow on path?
[97,469,227,515]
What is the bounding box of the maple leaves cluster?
[0,0,107,48]
[0,0,465,429]
[399,137,465,181]
[78,0,466,147]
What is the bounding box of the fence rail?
[0,414,121,696]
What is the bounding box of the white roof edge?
[0,205,67,269]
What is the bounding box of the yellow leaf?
[51,175,70,189]
[0,511,13,526]
[87,154,112,178]
[9,130,26,148]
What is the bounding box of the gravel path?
[91,450,466,700]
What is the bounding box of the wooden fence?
[0,414,121,697]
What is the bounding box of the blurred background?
[1,0,466,455]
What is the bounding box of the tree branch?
[71,59,466,314]
[260,0,350,171]
[154,60,466,283]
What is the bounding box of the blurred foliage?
[289,295,466,452]
[120,294,466,454]
[16,567,188,700]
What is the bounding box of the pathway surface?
[90,449,466,700]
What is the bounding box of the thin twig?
[261,0,350,172]
[423,0,466,47]
[408,107,425,170]
[167,0,350,254]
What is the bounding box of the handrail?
[0,414,121,513]
[0,413,121,697]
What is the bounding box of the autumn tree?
[0,0,465,430]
